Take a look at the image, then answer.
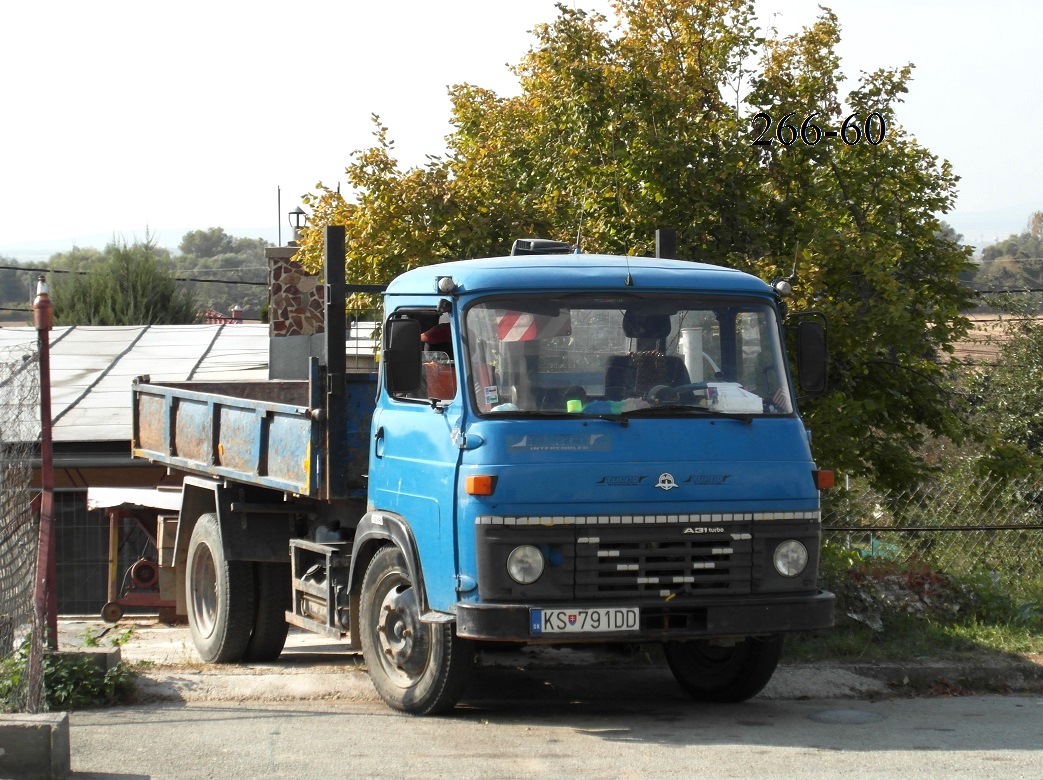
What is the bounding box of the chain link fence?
[822,473,1043,593]
[0,341,43,712]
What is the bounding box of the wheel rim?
[372,570,431,688]
[688,642,738,668]
[190,541,219,639]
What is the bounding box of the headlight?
[506,545,545,584]
[773,540,808,577]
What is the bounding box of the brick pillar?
[266,247,326,378]
[266,247,325,338]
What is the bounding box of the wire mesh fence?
[0,341,44,712]
[822,473,1043,593]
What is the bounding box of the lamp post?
[32,275,57,651]
[288,206,307,245]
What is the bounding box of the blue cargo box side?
[132,379,321,496]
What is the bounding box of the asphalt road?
[70,694,1042,779]
[55,620,1043,778]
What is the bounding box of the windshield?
[464,294,793,417]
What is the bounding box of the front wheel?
[663,634,784,703]
[359,545,474,715]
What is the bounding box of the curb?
[843,659,1043,695]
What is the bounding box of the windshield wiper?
[589,413,629,427]
[620,404,758,424]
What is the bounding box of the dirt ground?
[56,617,1043,705]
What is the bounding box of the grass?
[784,549,1043,664]
[787,615,1043,664]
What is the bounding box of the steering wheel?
[644,384,679,405]
[670,382,710,405]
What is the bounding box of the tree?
[179,227,237,259]
[50,235,197,326]
[744,9,974,488]
[297,0,973,491]
[0,258,43,313]
[1028,210,1043,239]
[967,319,1043,477]
[176,227,269,317]
[971,215,1043,313]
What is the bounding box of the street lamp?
[288,206,307,245]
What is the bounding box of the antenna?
[574,189,588,253]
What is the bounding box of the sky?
[1,0,1039,262]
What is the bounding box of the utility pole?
[33,275,57,650]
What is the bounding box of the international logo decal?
[655,473,679,491]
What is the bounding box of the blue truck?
[131,228,834,714]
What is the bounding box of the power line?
[176,275,267,285]
[0,264,266,286]
[972,287,1043,294]
[177,265,268,274]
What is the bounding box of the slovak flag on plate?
[497,311,572,342]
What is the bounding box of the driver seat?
[604,352,690,400]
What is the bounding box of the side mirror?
[796,319,828,395]
[385,319,422,393]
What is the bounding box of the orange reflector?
[466,475,496,496]
[814,470,835,490]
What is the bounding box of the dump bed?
[132,373,377,498]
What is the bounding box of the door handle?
[374,426,385,458]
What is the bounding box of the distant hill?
[0,226,281,264]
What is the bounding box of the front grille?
[574,525,753,599]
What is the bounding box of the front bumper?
[455,589,835,643]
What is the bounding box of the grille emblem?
[655,473,678,491]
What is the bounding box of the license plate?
[530,607,639,635]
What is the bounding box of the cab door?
[367,312,464,612]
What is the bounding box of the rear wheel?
[186,512,255,663]
[359,545,474,715]
[663,634,784,703]
[244,562,291,662]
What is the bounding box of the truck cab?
[363,252,833,709]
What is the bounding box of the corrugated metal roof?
[0,323,379,444]
[0,324,270,443]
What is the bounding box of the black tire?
[359,545,474,715]
[244,562,291,662]
[663,634,784,703]
[186,512,256,663]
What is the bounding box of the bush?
[0,641,136,712]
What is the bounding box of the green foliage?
[0,645,30,712]
[78,626,134,649]
[42,653,135,710]
[50,234,197,326]
[0,257,45,314]
[791,554,1043,662]
[175,227,269,317]
[298,0,972,493]
[970,212,1043,313]
[968,318,1043,460]
[0,641,136,712]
